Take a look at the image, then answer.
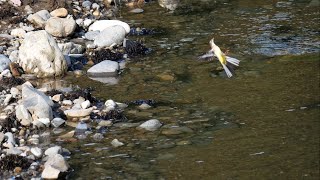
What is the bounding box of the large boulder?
[21,83,54,121]
[94,25,126,48]
[0,54,11,72]
[45,16,77,37]
[18,30,67,78]
[88,20,130,34]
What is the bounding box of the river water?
[47,0,320,179]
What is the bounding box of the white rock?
[94,25,126,48]
[58,42,84,54]
[89,20,130,34]
[81,100,90,109]
[52,94,63,102]
[31,147,42,157]
[50,8,68,17]
[21,83,54,120]
[111,139,124,147]
[138,103,152,110]
[87,60,119,77]
[64,108,93,118]
[45,16,77,37]
[45,154,69,172]
[45,146,62,157]
[0,69,12,77]
[84,30,99,40]
[18,30,67,78]
[15,104,33,126]
[62,100,73,106]
[36,10,51,21]
[38,118,50,127]
[10,87,20,97]
[10,28,26,38]
[51,117,65,128]
[5,147,23,155]
[105,99,117,111]
[73,97,85,104]
[0,54,11,72]
[138,119,162,131]
[76,18,83,25]
[24,5,33,14]
[27,10,51,28]
[8,50,18,63]
[3,94,12,105]
[27,14,46,28]
[41,165,60,179]
[4,132,15,148]
[83,18,92,27]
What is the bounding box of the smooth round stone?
[89,20,130,34]
[130,8,144,14]
[82,1,92,9]
[50,8,68,17]
[111,139,124,147]
[31,147,43,157]
[64,108,93,118]
[138,119,162,131]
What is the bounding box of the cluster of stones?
[0,79,165,178]
[0,0,143,83]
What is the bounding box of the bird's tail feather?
[226,56,240,66]
[222,64,233,78]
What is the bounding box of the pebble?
[51,117,66,128]
[31,147,43,158]
[50,8,68,17]
[111,139,124,147]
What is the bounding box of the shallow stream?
[45,0,319,179]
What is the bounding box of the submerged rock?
[87,60,119,77]
[111,139,124,147]
[138,119,162,131]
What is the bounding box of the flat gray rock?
[87,60,119,77]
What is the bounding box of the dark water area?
[45,0,320,179]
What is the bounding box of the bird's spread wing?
[198,50,215,60]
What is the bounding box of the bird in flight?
[199,38,240,78]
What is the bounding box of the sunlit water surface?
[39,0,319,179]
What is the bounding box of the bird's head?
[209,37,216,48]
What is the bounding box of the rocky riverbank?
[0,0,159,178]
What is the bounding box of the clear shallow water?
[50,0,319,179]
